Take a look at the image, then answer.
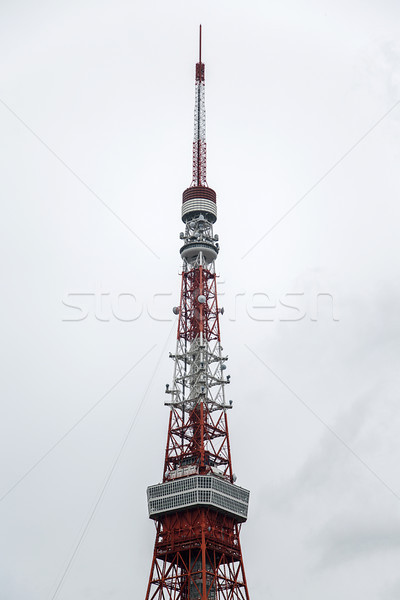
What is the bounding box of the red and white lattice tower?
[145,26,250,600]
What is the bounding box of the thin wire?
[0,345,156,504]
[0,97,160,259]
[245,344,400,502]
[49,321,176,600]
[241,98,400,259]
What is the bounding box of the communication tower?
[145,27,250,599]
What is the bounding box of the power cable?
[0,345,156,504]
[49,322,175,599]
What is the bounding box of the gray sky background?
[1,1,400,598]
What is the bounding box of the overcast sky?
[1,1,400,599]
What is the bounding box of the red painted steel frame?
[177,267,220,343]
[164,404,233,482]
[146,509,249,600]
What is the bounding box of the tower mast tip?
[199,24,202,63]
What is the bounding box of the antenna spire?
[192,25,207,186]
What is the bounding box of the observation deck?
[147,475,250,523]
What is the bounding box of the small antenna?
[199,24,202,64]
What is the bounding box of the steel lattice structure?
[145,26,250,600]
